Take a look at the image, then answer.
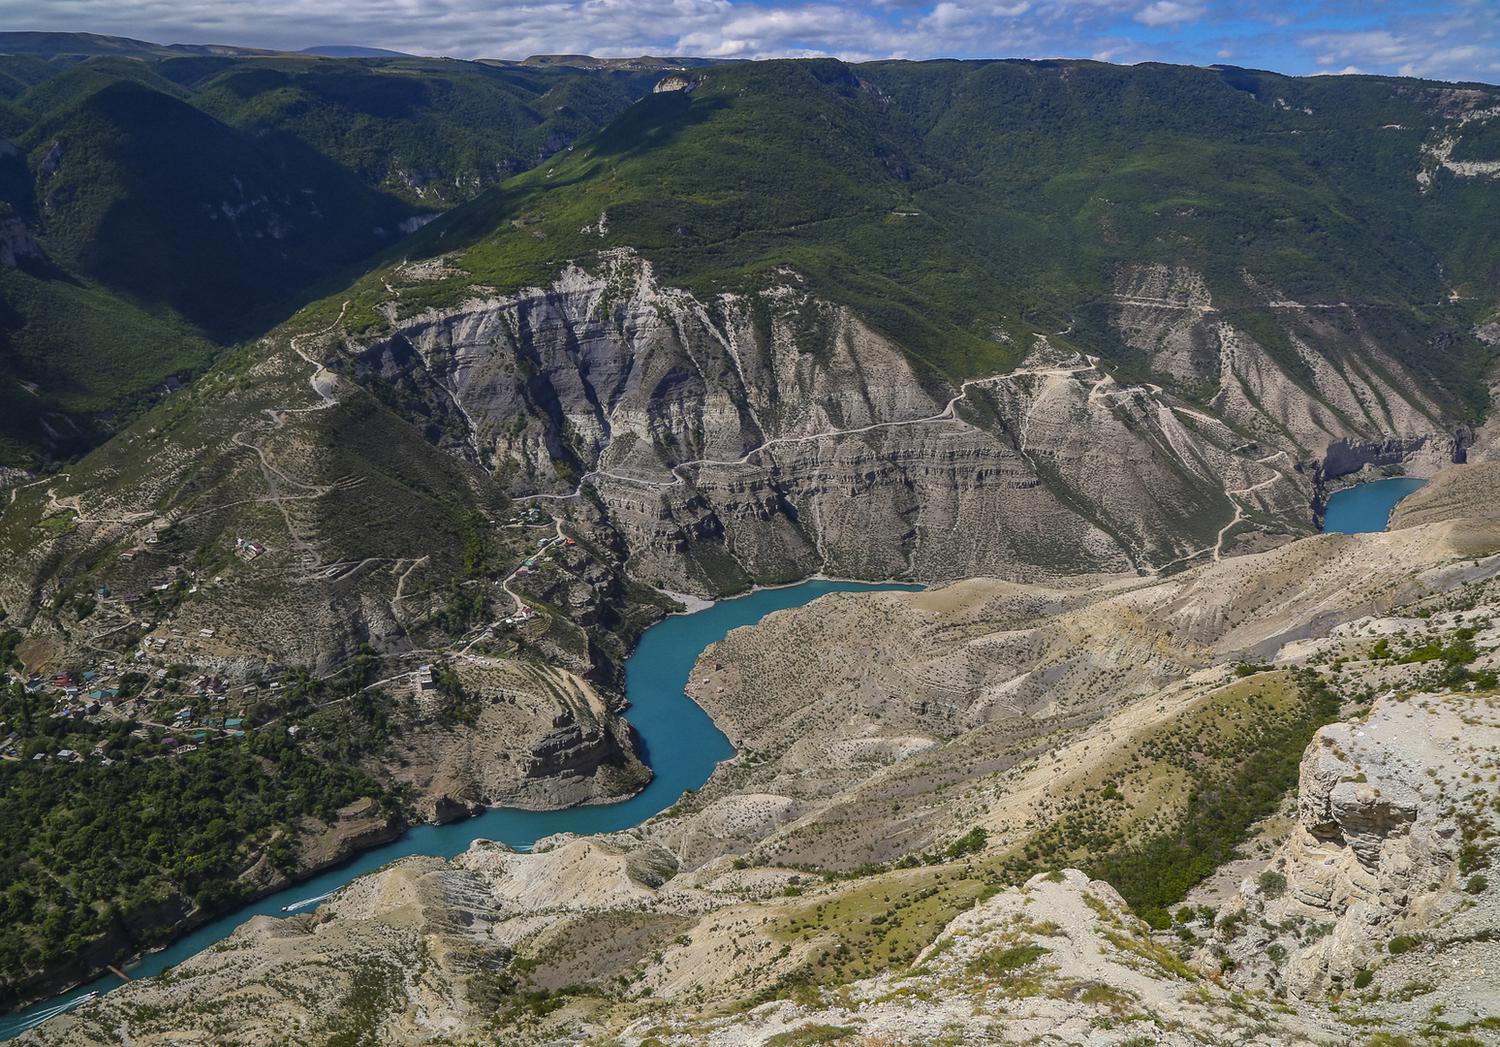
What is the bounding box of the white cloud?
[1134,1,1203,27]
[0,0,1492,83]
[1299,2,1500,83]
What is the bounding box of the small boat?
[280,891,332,913]
[5,991,99,1035]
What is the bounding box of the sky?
[3,0,1497,84]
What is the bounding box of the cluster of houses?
[0,651,264,763]
[0,661,127,762]
[158,709,246,754]
[0,534,295,765]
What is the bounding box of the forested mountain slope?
[0,35,664,466]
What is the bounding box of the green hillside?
[3,49,1496,469]
[360,58,1500,411]
[0,40,664,467]
[180,55,661,207]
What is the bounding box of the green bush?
[1256,870,1288,899]
[943,826,988,859]
[1141,907,1172,931]
[967,942,1049,976]
[1387,935,1423,956]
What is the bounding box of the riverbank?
[2,579,920,1041]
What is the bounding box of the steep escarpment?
[336,249,1464,595]
[388,658,651,818]
[1111,263,1456,470]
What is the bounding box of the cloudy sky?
[5,0,1497,83]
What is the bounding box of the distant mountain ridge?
[0,31,279,59]
[300,45,414,58]
[0,34,665,465]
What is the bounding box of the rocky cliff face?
[1111,263,1456,469]
[389,658,651,819]
[346,251,1461,595]
[1203,635,1500,1018]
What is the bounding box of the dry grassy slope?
[660,488,1500,871]
[1390,459,1500,530]
[0,321,499,666]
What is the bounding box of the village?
[0,505,608,767]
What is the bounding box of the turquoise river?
[2,476,1429,1037]
[1321,476,1428,535]
[1,580,920,1039]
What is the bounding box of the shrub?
[1387,935,1422,955]
[943,826,988,859]
[1141,907,1172,930]
[967,942,1049,976]
[1256,870,1288,899]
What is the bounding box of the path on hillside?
[1213,452,1295,562]
[226,304,353,571]
[519,361,1095,505]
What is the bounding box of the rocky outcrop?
[1205,680,1500,1006]
[1110,263,1219,387]
[21,862,1338,1046]
[387,658,651,815]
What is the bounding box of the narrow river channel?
[5,475,1432,1038]
[1,580,921,1039]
